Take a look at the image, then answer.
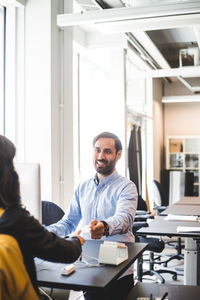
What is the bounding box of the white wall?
[23,0,67,205]
[23,1,85,210]
[164,102,200,136]
[164,80,200,137]
[24,0,52,202]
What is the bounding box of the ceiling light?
[148,66,200,78]
[162,94,200,103]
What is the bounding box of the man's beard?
[94,158,116,176]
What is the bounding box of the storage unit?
[166,136,200,196]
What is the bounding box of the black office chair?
[152,180,168,214]
[41,201,69,300]
[42,200,65,226]
[133,222,177,284]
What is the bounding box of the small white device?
[98,241,128,265]
[61,264,75,276]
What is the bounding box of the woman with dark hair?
[0,135,85,295]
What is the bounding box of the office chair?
[0,234,39,300]
[42,200,65,226]
[41,201,69,300]
[133,223,177,284]
[133,191,178,283]
[153,180,184,267]
[152,180,168,214]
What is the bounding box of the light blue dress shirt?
[48,170,138,243]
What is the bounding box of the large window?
[0,5,5,134]
[74,49,113,183]
[73,47,126,185]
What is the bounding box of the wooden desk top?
[126,282,200,300]
[136,217,200,238]
[36,240,147,292]
[175,196,200,205]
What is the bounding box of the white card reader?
[98,241,128,265]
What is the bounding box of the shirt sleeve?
[105,181,138,236]
[47,187,82,237]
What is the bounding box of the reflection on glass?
[185,154,199,169]
[169,153,184,168]
[193,185,199,197]
[193,170,199,183]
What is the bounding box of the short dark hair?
[93,132,122,153]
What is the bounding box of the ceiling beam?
[131,31,170,69]
[57,1,200,30]
[96,14,200,33]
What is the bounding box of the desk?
[136,217,200,285]
[137,217,200,238]
[126,282,200,300]
[36,240,147,293]
[175,196,200,205]
[161,204,200,216]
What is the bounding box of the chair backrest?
[42,201,65,226]
[0,234,39,300]
[153,180,164,206]
[137,195,148,211]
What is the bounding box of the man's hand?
[71,229,85,245]
[89,220,104,239]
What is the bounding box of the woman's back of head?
[0,135,21,209]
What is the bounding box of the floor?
[136,237,184,286]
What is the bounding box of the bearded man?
[48,132,138,300]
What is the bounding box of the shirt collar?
[93,170,118,186]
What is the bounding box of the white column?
[61,0,74,211]
[24,0,51,202]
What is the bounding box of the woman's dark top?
[0,207,82,291]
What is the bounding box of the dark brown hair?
[93,132,122,153]
[0,135,21,208]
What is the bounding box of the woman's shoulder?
[5,206,33,225]
[7,206,30,216]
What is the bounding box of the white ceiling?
[61,0,200,92]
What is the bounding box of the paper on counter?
[177,226,200,233]
[164,214,198,221]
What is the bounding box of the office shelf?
[166,136,200,196]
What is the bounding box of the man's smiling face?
[93,137,121,180]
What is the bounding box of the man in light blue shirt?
[48,132,138,300]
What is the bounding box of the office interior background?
[0,0,200,213]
